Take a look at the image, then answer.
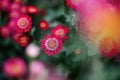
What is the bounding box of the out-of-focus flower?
[74,48,81,55]
[29,61,45,75]
[20,6,27,14]
[99,37,118,58]
[8,19,17,33]
[9,10,21,19]
[17,34,30,47]
[15,15,32,33]
[3,57,26,77]
[106,0,120,8]
[1,0,10,11]
[28,61,48,80]
[27,6,39,14]
[12,32,22,42]
[14,0,22,3]
[38,20,49,30]
[10,2,21,10]
[26,44,40,58]
[41,34,62,55]
[0,26,11,38]
[66,0,81,10]
[51,24,69,41]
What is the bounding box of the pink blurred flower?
[106,0,120,9]
[1,0,10,11]
[26,44,40,58]
[8,19,17,33]
[3,57,27,77]
[9,10,21,19]
[10,2,21,10]
[66,0,81,10]
[0,26,11,38]
[0,1,2,10]
[29,61,45,75]
[41,34,63,55]
[12,32,22,42]
[28,61,48,80]
[20,6,27,14]
[78,0,106,16]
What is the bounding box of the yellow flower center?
[75,48,81,54]
[29,8,36,12]
[19,19,26,27]
[12,64,20,74]
[55,29,64,37]
[20,37,27,43]
[48,40,55,48]
[40,23,46,28]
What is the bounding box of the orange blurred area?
[85,6,120,42]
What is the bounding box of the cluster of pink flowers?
[0,0,70,79]
[0,1,70,78]
[0,0,40,47]
[3,58,48,79]
[0,0,70,55]
[41,24,69,56]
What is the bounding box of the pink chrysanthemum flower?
[51,24,69,41]
[17,34,30,47]
[12,32,22,42]
[15,15,32,33]
[66,0,81,10]
[41,34,62,55]
[38,20,49,30]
